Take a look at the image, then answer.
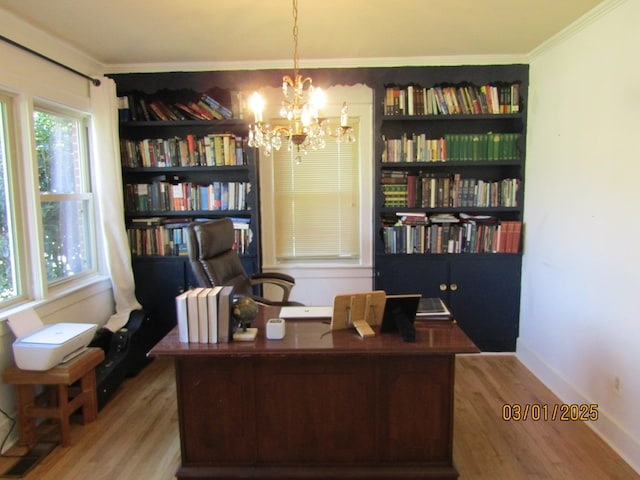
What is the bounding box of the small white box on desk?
[266,318,286,340]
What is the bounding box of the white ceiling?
[0,0,605,69]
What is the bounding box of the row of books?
[120,134,246,168]
[382,216,522,254]
[382,132,521,163]
[384,82,520,116]
[381,172,520,209]
[127,217,252,256]
[175,286,235,344]
[124,181,250,213]
[118,92,245,122]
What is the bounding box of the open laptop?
[278,305,333,319]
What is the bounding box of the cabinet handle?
[439,283,447,291]
[450,283,458,291]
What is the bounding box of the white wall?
[518,0,640,472]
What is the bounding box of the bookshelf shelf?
[379,206,521,214]
[381,113,523,121]
[380,160,522,167]
[123,165,249,173]
[125,210,251,219]
[121,119,248,128]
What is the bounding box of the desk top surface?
[150,306,478,357]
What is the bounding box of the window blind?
[272,119,360,261]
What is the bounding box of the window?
[272,119,360,261]
[0,96,19,302]
[34,108,95,284]
[259,85,373,277]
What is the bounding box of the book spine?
[201,94,233,119]
[186,288,204,343]
[217,286,234,343]
[175,291,190,343]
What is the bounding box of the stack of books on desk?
[416,297,453,320]
[175,286,234,343]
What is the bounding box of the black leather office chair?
[186,218,301,306]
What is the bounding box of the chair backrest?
[186,218,253,296]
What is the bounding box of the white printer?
[7,309,97,371]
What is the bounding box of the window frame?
[33,102,97,289]
[259,85,373,270]
[0,88,101,311]
[271,117,361,262]
[0,92,27,307]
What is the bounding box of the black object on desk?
[380,294,420,342]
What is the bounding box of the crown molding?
[105,53,530,75]
[528,0,624,61]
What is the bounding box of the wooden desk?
[151,309,478,480]
[2,347,104,447]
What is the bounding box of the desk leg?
[15,385,36,446]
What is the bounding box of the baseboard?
[517,339,640,475]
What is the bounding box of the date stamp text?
[502,403,598,422]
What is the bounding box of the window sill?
[0,275,112,336]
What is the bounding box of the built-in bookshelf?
[116,85,259,340]
[373,66,528,351]
[110,65,527,352]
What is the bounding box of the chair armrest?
[252,272,295,284]
[250,272,295,303]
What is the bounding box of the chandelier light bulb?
[340,102,349,127]
[249,92,265,123]
[300,106,311,127]
[310,87,326,112]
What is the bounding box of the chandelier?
[247,0,355,162]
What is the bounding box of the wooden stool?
[2,347,104,447]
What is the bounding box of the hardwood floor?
[3,355,637,479]
[453,355,638,480]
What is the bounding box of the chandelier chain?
[292,0,299,78]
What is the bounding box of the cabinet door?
[375,255,448,298]
[375,254,521,351]
[133,257,188,340]
[448,255,521,351]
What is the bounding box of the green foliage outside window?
[0,104,94,303]
[34,111,91,283]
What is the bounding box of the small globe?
[232,296,258,327]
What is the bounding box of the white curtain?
[90,77,142,332]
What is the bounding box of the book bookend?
[233,327,258,342]
[232,296,259,342]
[331,291,386,338]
